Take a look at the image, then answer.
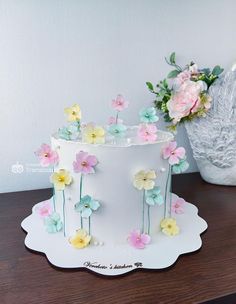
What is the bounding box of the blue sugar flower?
[139,107,159,123]
[44,212,63,233]
[145,186,164,206]
[75,195,100,218]
[108,124,127,138]
[58,122,80,140]
[172,158,189,174]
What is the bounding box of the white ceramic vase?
[185,66,236,186]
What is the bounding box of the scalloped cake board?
[21,194,207,276]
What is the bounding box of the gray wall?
[1,0,236,193]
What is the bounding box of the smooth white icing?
[51,128,173,245]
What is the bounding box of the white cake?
[21,101,208,275]
[51,127,173,246]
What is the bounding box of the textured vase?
[185,66,236,185]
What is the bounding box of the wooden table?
[0,173,235,304]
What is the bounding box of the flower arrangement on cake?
[20,92,209,275]
[33,98,190,252]
[146,52,224,131]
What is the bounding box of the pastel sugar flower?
[160,218,180,236]
[108,116,123,125]
[162,141,185,165]
[73,151,98,174]
[171,197,185,214]
[75,195,100,218]
[83,124,105,144]
[69,229,91,249]
[36,201,52,218]
[138,124,157,142]
[44,212,63,233]
[133,170,156,190]
[139,107,159,123]
[128,230,151,249]
[111,94,129,112]
[35,144,59,167]
[58,122,80,141]
[172,158,189,174]
[108,124,127,138]
[64,104,81,122]
[50,169,72,191]
[145,186,164,206]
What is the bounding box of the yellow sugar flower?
[160,218,180,236]
[83,124,105,144]
[64,104,81,122]
[133,170,156,190]
[50,169,72,191]
[69,229,91,249]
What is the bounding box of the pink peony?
[108,116,123,125]
[35,144,59,167]
[36,200,52,218]
[171,197,186,214]
[111,94,129,112]
[167,80,202,123]
[162,141,185,165]
[137,124,157,142]
[177,70,191,85]
[73,151,98,174]
[128,230,151,249]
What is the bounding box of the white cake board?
[21,194,207,276]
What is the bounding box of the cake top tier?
[54,96,173,147]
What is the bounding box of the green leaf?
[212,65,224,76]
[146,81,154,91]
[163,79,168,88]
[164,113,172,122]
[167,70,180,78]
[170,52,176,64]
[201,68,211,76]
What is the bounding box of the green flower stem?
[79,174,83,229]
[62,190,66,237]
[169,166,172,217]
[147,205,150,235]
[52,167,56,212]
[164,164,171,218]
[142,190,145,233]
[88,217,91,235]
[52,185,56,212]
[115,111,119,124]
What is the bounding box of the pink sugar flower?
[162,141,185,165]
[73,151,98,174]
[171,197,185,214]
[35,144,59,167]
[36,200,52,218]
[128,230,151,249]
[138,124,157,142]
[111,94,129,112]
[108,116,123,125]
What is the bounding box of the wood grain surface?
[0,173,235,304]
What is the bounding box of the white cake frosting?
[51,127,173,245]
